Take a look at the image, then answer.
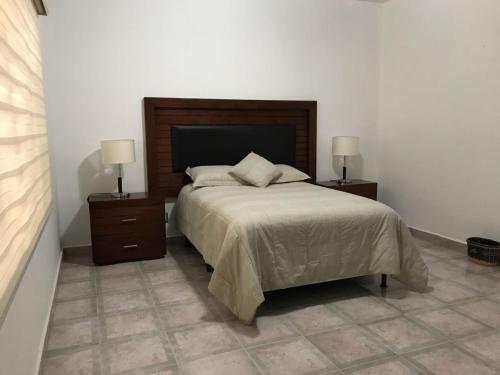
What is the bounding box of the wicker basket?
[467,237,500,266]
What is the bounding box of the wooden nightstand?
[316,180,378,200]
[88,192,166,265]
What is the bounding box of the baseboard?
[409,226,466,249]
[34,249,62,375]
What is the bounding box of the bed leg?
[380,274,388,288]
[206,264,214,273]
[184,237,193,248]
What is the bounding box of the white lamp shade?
[100,139,136,164]
[332,136,359,156]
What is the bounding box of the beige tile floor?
[40,235,500,375]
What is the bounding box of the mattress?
[177,181,428,322]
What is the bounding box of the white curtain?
[0,0,52,322]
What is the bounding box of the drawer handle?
[121,218,137,223]
[123,244,138,249]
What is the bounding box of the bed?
[143,97,429,322]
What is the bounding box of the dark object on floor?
[380,274,388,288]
[467,237,500,266]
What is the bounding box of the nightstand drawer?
[91,206,164,235]
[334,184,377,200]
[92,234,165,265]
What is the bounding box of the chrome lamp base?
[112,166,129,199]
[331,158,352,185]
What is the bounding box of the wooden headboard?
[143,97,317,196]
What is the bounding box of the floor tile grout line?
[283,310,386,373]
[40,241,500,374]
[167,267,262,373]
[44,255,103,374]
[147,252,330,373]
[403,339,500,374]
[340,353,428,374]
[403,312,492,344]
[90,257,106,375]
[97,262,158,375]
[194,275,266,375]
[228,326,268,375]
[300,277,499,371]
[137,259,184,373]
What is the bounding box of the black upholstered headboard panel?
[171,124,296,172]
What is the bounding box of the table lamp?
[332,136,359,184]
[100,139,135,198]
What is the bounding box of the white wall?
[0,211,61,375]
[378,0,500,241]
[39,0,381,247]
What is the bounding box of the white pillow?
[186,165,245,188]
[273,164,311,184]
[229,152,282,188]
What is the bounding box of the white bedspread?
[177,182,428,322]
